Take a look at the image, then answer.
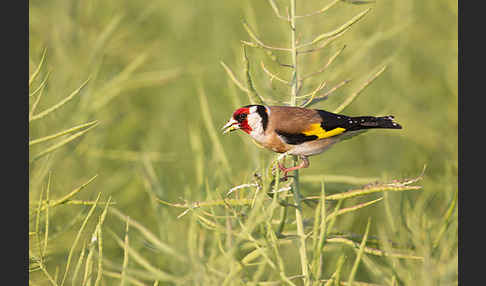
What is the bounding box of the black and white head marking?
[255,105,269,131]
[244,105,270,142]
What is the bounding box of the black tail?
[349,115,402,130]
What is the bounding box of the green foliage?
[29,0,457,285]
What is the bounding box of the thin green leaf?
[42,172,52,257]
[30,120,98,146]
[110,208,187,262]
[38,263,59,286]
[326,197,383,222]
[333,65,387,113]
[326,237,423,260]
[120,216,130,286]
[29,71,50,120]
[92,53,148,109]
[301,45,346,81]
[300,174,378,185]
[295,0,340,18]
[326,200,344,237]
[86,148,175,162]
[30,48,48,87]
[348,218,371,286]
[30,77,91,122]
[300,81,327,108]
[266,221,297,286]
[82,238,96,286]
[71,241,87,284]
[60,193,101,286]
[220,61,249,93]
[261,60,290,85]
[197,84,232,172]
[433,188,458,249]
[341,0,375,4]
[94,197,112,286]
[93,68,180,110]
[103,271,147,286]
[34,176,46,265]
[267,0,289,20]
[302,181,422,202]
[312,180,327,280]
[301,8,371,48]
[323,255,346,286]
[243,45,266,104]
[109,230,180,282]
[39,175,98,211]
[31,121,99,162]
[242,20,291,52]
[88,15,123,64]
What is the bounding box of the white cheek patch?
[247,112,265,142]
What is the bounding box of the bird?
[222,105,402,177]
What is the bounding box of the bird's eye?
[235,113,247,122]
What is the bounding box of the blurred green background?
[29,0,457,285]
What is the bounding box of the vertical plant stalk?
[289,0,310,284]
[290,0,298,107]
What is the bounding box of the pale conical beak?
[222,118,239,134]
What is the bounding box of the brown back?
[266,106,321,134]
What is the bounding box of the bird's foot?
[272,156,310,181]
[271,162,289,181]
[277,162,288,178]
[277,157,309,179]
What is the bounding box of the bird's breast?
[255,133,291,153]
[286,137,339,156]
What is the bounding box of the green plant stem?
[290,0,298,107]
[289,1,310,284]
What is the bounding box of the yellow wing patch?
[302,123,346,139]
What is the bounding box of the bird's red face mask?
[222,107,252,134]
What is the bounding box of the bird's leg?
[278,156,309,179]
[277,161,290,181]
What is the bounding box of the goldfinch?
[222,105,402,176]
